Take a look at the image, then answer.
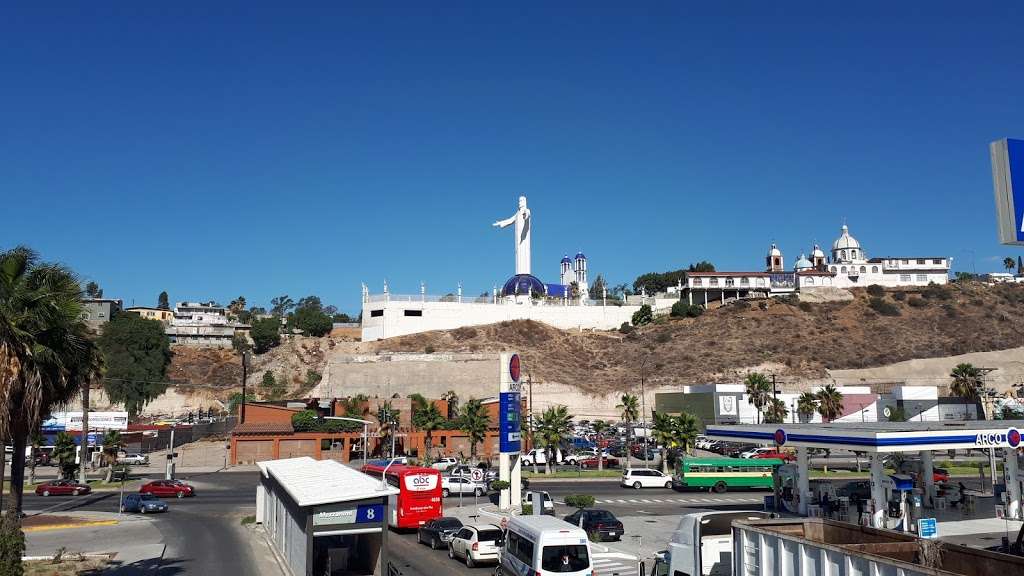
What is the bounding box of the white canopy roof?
[257,456,398,507]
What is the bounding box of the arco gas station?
[705,421,1024,531]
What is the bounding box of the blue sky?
[3,2,1024,315]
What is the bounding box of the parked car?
[750,450,795,462]
[933,468,950,483]
[430,457,458,471]
[120,492,168,514]
[417,516,463,549]
[578,455,619,469]
[521,490,555,514]
[739,447,777,459]
[448,524,504,568]
[449,464,497,483]
[564,508,624,541]
[35,480,91,497]
[117,453,149,465]
[140,479,195,499]
[621,468,673,489]
[441,476,486,497]
[520,449,549,467]
[836,480,871,501]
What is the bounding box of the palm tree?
[375,401,400,457]
[441,390,459,420]
[674,412,701,456]
[0,246,100,518]
[651,411,676,473]
[763,398,789,424]
[815,384,844,423]
[797,392,817,423]
[52,432,77,480]
[457,398,489,462]
[534,406,572,474]
[101,430,122,482]
[412,402,446,459]
[744,373,772,424]
[617,394,639,463]
[950,363,984,417]
[1005,257,1016,274]
[591,420,610,471]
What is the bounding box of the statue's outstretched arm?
[493,214,517,228]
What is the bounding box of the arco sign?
[975,428,1021,448]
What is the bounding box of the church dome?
[832,225,861,250]
[561,255,573,265]
[794,254,813,271]
[574,252,587,260]
[811,244,826,259]
[767,243,782,257]
[501,274,546,297]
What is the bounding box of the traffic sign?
[470,468,484,483]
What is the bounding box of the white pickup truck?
[652,511,773,576]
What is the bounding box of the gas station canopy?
[705,420,1024,453]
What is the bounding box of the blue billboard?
[499,392,521,453]
[991,138,1024,245]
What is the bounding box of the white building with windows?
[684,223,951,306]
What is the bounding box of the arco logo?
[1009,428,1021,448]
[509,354,521,383]
[774,429,787,446]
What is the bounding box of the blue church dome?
[561,255,573,265]
[574,252,586,260]
[501,274,547,297]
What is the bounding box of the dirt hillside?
[369,282,1024,394]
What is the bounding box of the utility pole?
[640,357,649,468]
[165,424,176,480]
[240,351,250,423]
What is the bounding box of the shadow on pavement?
[84,556,186,575]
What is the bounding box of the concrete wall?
[314,352,502,402]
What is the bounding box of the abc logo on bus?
[405,474,438,492]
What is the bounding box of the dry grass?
[370,282,1024,393]
[24,556,109,576]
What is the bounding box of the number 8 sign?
[356,504,384,524]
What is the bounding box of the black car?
[836,480,871,501]
[417,517,463,550]
[564,509,624,542]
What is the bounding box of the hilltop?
[368,281,1024,394]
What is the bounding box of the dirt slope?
[369,282,1024,394]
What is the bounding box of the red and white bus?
[361,463,442,529]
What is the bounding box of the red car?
[35,480,91,497]
[750,451,795,462]
[140,480,195,499]
[579,456,619,469]
[934,468,950,483]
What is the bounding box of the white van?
[498,515,592,576]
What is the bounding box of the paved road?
[25,470,262,575]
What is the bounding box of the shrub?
[907,297,927,308]
[943,303,959,318]
[564,494,596,509]
[241,515,256,525]
[291,410,318,432]
[424,345,435,354]
[0,514,24,576]
[618,322,634,334]
[893,292,907,302]
[798,301,814,312]
[631,305,653,327]
[923,283,951,300]
[758,301,769,311]
[868,297,900,316]
[866,284,885,298]
[654,332,671,344]
[670,301,689,318]
[490,480,510,491]
[521,504,533,515]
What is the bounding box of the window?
[860,266,866,273]
[403,310,422,317]
[725,278,735,287]
[841,250,846,260]
[917,259,926,265]
[740,277,749,286]
[693,278,703,287]
[830,266,837,273]
[370,309,383,317]
[757,278,766,287]
[709,278,719,287]
[901,259,909,265]
[872,266,878,273]
[916,274,927,282]
[841,266,847,273]
[806,277,815,286]
[933,259,943,265]
[542,545,589,572]
[900,274,911,282]
[851,250,857,259]
[517,536,535,565]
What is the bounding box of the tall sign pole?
[498,352,523,511]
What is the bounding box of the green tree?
[591,420,610,471]
[1005,257,1016,274]
[291,410,318,432]
[228,296,247,317]
[270,295,295,318]
[157,291,170,310]
[0,246,103,529]
[950,363,985,418]
[232,333,251,354]
[815,384,844,423]
[101,430,123,482]
[533,405,572,474]
[85,281,102,298]
[763,398,789,424]
[290,297,333,337]
[796,392,817,422]
[228,392,255,416]
[260,371,285,400]
[651,411,677,473]
[250,316,282,353]
[98,314,172,417]
[376,402,401,457]
[674,412,701,455]
[52,432,78,480]
[590,275,607,299]
[744,373,772,424]
[617,394,639,462]
[412,399,446,458]
[27,432,43,485]
[457,398,489,462]
[441,390,459,420]
[631,305,653,327]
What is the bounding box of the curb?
[24,520,119,533]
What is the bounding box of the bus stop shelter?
[705,421,1024,529]
[257,456,399,576]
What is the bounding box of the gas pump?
[883,474,915,531]
[776,464,800,514]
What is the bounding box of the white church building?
[684,223,951,306]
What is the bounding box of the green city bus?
[673,457,784,493]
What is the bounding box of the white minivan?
[621,468,673,489]
[498,515,592,576]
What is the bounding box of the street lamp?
[640,357,650,468]
[240,351,251,424]
[323,416,373,465]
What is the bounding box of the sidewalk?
[25,511,167,573]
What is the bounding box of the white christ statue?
[493,195,532,275]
